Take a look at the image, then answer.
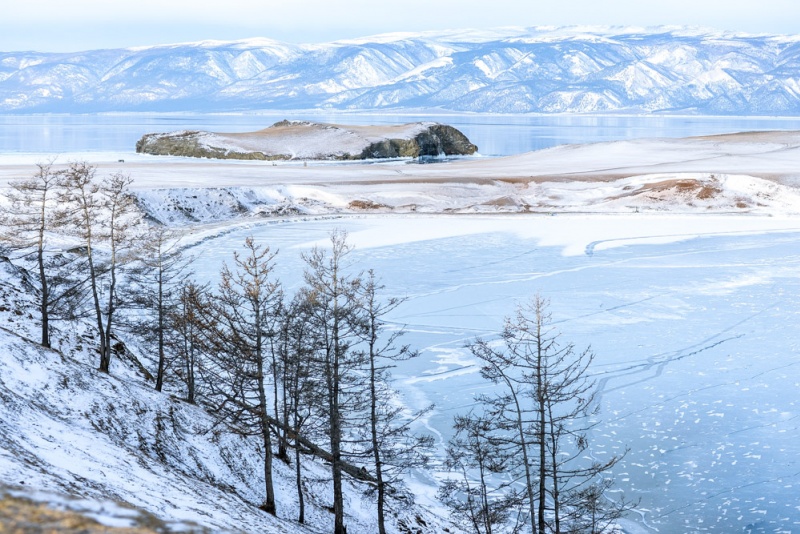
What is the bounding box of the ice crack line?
[592,302,776,410]
[592,334,744,417]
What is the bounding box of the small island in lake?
[135,120,478,161]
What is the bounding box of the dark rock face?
[359,124,477,159]
[417,124,478,156]
[135,122,477,160]
[358,138,419,159]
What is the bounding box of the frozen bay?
[182,214,800,533]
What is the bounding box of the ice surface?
[185,214,800,532]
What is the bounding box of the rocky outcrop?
[135,121,477,160]
[359,124,477,158]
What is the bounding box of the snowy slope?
[0,258,449,533]
[3,27,800,114]
[125,171,800,227]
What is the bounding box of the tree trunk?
[478,455,493,534]
[537,326,547,533]
[294,398,305,524]
[257,360,276,515]
[330,358,345,534]
[87,247,108,373]
[281,364,291,460]
[37,241,50,348]
[331,288,346,534]
[370,344,386,534]
[36,193,51,349]
[271,337,287,461]
[504,373,538,534]
[550,423,561,534]
[181,287,196,404]
[256,316,276,516]
[155,261,165,391]
[76,185,106,373]
[272,414,375,483]
[185,340,195,404]
[101,243,118,374]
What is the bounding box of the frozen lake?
[186,214,800,533]
[4,112,800,156]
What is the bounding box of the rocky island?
[135,120,478,160]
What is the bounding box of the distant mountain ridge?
[2,26,800,114]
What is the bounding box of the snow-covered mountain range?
[3,26,800,114]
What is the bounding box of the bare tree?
[59,163,139,372]
[438,412,524,534]
[59,162,104,365]
[169,280,210,404]
[0,161,62,347]
[470,356,540,533]
[201,237,282,516]
[127,226,193,391]
[359,269,433,534]
[466,295,631,533]
[301,229,365,534]
[278,290,320,524]
[98,172,139,372]
[269,300,289,462]
[561,478,635,534]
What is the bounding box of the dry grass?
[348,199,390,210]
[222,121,428,140]
[480,195,525,208]
[643,178,722,200]
[0,492,165,534]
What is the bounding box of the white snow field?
[183,213,800,533]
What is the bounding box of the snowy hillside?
[3,26,800,114]
[0,257,448,533]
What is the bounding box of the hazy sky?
[3,0,799,52]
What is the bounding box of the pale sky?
[3,0,799,53]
